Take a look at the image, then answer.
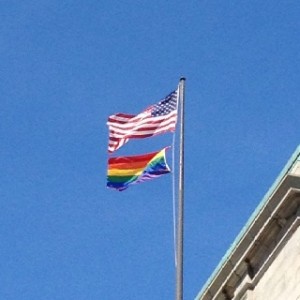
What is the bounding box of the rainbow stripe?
[107,147,171,191]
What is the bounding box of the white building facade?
[195,146,300,300]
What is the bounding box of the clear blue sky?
[1,1,300,299]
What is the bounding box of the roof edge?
[195,145,300,300]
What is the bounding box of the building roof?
[195,145,300,300]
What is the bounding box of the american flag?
[107,89,178,153]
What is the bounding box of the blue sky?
[1,1,300,299]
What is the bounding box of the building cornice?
[195,146,300,300]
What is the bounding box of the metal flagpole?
[176,77,186,300]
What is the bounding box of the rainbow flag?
[107,147,171,191]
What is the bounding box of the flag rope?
[172,115,177,267]
[172,84,180,267]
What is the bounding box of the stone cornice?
[195,146,300,300]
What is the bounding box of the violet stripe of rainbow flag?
[107,147,171,191]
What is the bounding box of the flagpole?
[176,77,186,300]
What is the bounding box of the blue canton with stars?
[151,91,178,117]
